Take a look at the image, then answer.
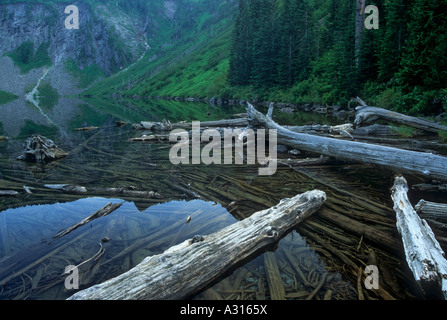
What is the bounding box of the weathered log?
[75,126,99,132]
[354,98,447,133]
[415,200,447,224]
[263,252,286,300]
[54,202,124,240]
[353,124,396,136]
[43,184,161,198]
[412,183,447,192]
[172,118,249,129]
[17,135,68,163]
[132,120,172,132]
[67,189,326,300]
[0,190,19,196]
[247,102,447,181]
[391,176,447,299]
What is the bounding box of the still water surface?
[0,96,438,300]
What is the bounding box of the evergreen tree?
[397,0,447,89]
[228,0,252,86]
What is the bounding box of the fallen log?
[415,200,447,224]
[412,183,447,192]
[172,118,249,129]
[54,202,124,240]
[247,103,447,181]
[67,189,326,300]
[353,97,447,133]
[0,190,19,196]
[132,120,172,132]
[43,184,161,198]
[391,176,447,299]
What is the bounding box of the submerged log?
[247,103,447,181]
[17,135,68,163]
[391,176,447,299]
[67,189,326,300]
[415,200,447,224]
[353,97,447,133]
[54,202,123,240]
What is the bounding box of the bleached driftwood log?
[17,135,68,163]
[353,97,447,133]
[67,189,326,300]
[247,102,447,181]
[415,200,447,224]
[391,176,447,299]
[172,118,249,129]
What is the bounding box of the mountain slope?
[84,0,238,98]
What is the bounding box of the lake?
[0,96,439,300]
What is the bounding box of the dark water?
[0,96,444,300]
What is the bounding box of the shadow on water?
[0,96,442,300]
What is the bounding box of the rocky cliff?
[0,2,147,75]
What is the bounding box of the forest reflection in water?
[0,96,442,300]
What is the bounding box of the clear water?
[0,96,440,300]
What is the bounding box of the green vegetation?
[83,0,446,119]
[37,81,59,110]
[227,0,447,115]
[391,125,416,138]
[7,41,52,74]
[0,90,18,105]
[64,60,106,89]
[439,130,447,142]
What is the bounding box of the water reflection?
[0,96,423,300]
[0,197,236,300]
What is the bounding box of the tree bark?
[391,176,447,299]
[67,189,326,300]
[247,102,447,181]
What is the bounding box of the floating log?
[44,184,87,193]
[278,156,332,167]
[67,189,326,300]
[132,120,172,132]
[129,134,169,142]
[353,97,447,133]
[391,176,447,299]
[247,103,447,181]
[415,200,447,224]
[75,126,99,132]
[172,118,249,129]
[43,184,161,198]
[17,135,68,163]
[0,190,19,196]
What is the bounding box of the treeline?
[228,0,447,115]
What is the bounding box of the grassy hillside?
[84,0,237,98]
